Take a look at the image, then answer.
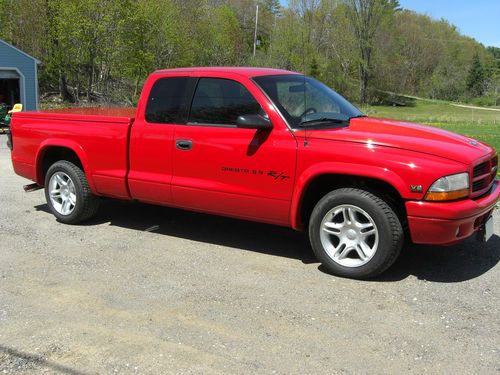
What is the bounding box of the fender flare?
[290,162,409,230]
[35,139,96,193]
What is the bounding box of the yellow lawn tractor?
[4,103,22,149]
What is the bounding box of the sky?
[398,0,500,47]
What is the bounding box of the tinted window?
[189,78,261,126]
[146,77,191,124]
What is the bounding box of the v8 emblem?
[410,185,423,193]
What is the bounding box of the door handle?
[176,139,193,150]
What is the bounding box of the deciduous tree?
[344,0,399,103]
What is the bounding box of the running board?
[23,183,43,192]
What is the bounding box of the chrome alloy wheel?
[48,172,77,216]
[320,204,379,268]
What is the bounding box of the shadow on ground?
[374,234,500,283]
[35,200,316,264]
[0,345,88,375]
[36,200,499,283]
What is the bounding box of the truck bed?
[10,107,136,200]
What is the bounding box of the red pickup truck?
[8,67,499,279]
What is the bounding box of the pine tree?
[466,54,485,97]
[310,57,320,79]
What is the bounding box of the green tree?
[345,0,399,103]
[309,57,320,78]
[466,54,486,97]
[199,4,244,65]
[485,47,500,105]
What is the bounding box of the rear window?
[145,77,191,124]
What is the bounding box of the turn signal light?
[424,188,469,201]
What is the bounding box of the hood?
[297,117,494,165]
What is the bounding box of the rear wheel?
[44,160,99,224]
[309,188,403,279]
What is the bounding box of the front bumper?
[406,180,499,245]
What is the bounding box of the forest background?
[0,0,498,107]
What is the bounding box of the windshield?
[253,74,364,129]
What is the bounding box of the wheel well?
[299,174,406,229]
[38,147,84,185]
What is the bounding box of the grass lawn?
[360,100,500,154]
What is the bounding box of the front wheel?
[309,188,403,279]
[44,160,100,224]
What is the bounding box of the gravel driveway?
[0,134,498,374]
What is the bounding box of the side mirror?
[236,114,272,130]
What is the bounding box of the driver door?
[171,76,297,226]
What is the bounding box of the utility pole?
[253,4,259,57]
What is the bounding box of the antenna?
[303,67,308,147]
[301,8,308,147]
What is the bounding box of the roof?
[0,39,41,64]
[153,67,300,78]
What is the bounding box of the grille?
[472,179,485,191]
[471,155,498,197]
[473,162,487,176]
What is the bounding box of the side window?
[145,77,191,124]
[189,78,262,126]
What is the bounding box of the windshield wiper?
[299,117,348,127]
[349,114,367,119]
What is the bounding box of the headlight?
[424,172,469,201]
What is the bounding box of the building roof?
[0,39,41,64]
[153,67,299,78]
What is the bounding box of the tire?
[44,160,100,224]
[309,188,403,279]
